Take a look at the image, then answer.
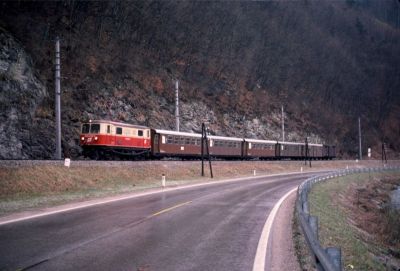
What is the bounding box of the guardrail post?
[302,201,309,214]
[325,247,342,271]
[308,215,319,240]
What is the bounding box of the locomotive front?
[80,120,151,160]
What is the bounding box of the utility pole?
[201,123,213,178]
[382,142,387,164]
[281,105,285,142]
[55,36,61,160]
[358,117,362,160]
[175,80,179,132]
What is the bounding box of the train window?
[173,137,179,144]
[82,124,90,134]
[196,139,201,145]
[138,130,143,136]
[185,138,191,145]
[107,125,110,134]
[147,130,150,138]
[116,127,122,135]
[90,124,100,133]
[167,135,173,144]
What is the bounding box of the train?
[79,119,336,160]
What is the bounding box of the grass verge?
[0,160,398,217]
[308,171,400,271]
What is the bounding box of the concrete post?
[55,36,61,159]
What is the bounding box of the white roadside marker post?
[161,174,166,188]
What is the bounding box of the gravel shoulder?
[267,189,301,271]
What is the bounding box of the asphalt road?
[0,172,317,271]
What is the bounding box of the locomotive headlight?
[81,137,84,141]
[94,136,98,141]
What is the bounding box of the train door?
[105,124,113,145]
[116,127,123,145]
[137,129,144,148]
[152,133,160,154]
[275,142,280,158]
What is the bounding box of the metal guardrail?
[296,165,400,271]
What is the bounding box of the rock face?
[0,1,399,159]
[0,27,49,159]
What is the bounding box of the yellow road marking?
[150,201,192,217]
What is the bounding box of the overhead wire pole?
[175,80,179,132]
[304,137,311,167]
[201,123,213,178]
[358,117,362,160]
[55,36,62,160]
[382,142,387,164]
[282,105,285,142]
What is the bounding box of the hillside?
[0,1,399,159]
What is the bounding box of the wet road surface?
[0,172,318,271]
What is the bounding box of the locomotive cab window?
[116,127,122,135]
[82,124,90,134]
[138,130,143,137]
[90,124,100,133]
[107,125,111,134]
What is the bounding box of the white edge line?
[252,187,298,271]
[0,170,321,226]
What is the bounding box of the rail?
[296,165,400,271]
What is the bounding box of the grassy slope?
[0,160,386,216]
[309,171,400,271]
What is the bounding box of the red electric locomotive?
[80,120,151,159]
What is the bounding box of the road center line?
[252,187,298,271]
[150,201,192,217]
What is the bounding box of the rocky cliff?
[0,1,399,159]
[0,28,50,158]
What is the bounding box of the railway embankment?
[306,170,400,271]
[0,160,398,217]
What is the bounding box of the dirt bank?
[0,159,398,217]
